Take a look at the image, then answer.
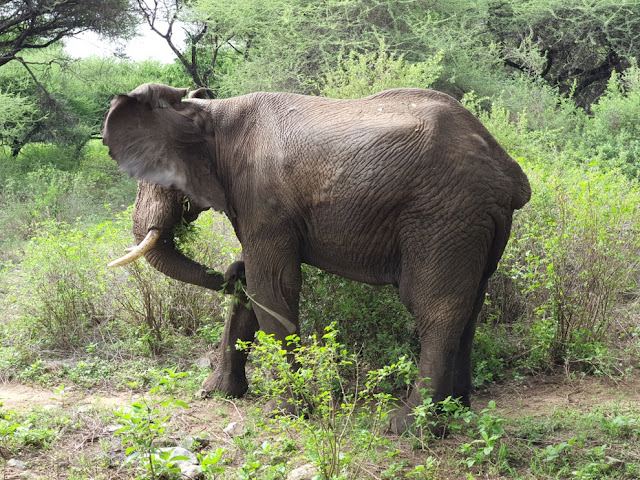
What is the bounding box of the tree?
[0,48,183,156]
[186,0,445,96]
[0,90,41,153]
[0,0,136,68]
[486,0,640,106]
[0,1,138,155]
[134,0,244,93]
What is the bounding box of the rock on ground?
[287,463,317,480]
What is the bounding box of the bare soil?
[475,373,640,417]
[2,372,640,479]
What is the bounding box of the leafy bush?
[0,142,137,248]
[501,161,640,372]
[579,64,640,177]
[321,40,444,98]
[13,220,117,351]
[300,267,418,390]
[243,325,418,479]
[459,80,640,376]
[0,91,41,151]
[2,207,238,366]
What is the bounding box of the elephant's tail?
[506,156,531,210]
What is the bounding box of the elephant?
[103,82,531,433]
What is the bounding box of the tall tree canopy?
[0,0,135,67]
[148,0,639,106]
[486,0,640,105]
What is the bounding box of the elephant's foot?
[199,367,248,398]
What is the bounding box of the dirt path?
[2,373,640,479]
[4,372,640,416]
[0,382,138,411]
[474,373,640,417]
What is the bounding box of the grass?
[2,361,640,479]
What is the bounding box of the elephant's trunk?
[108,181,230,292]
[138,231,227,291]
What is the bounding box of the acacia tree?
[0,0,135,67]
[0,49,185,155]
[133,0,246,94]
[0,0,136,155]
[185,0,441,96]
[486,0,640,105]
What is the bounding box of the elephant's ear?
[103,83,227,213]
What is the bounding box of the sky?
[64,23,185,63]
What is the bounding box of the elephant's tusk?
[107,229,161,268]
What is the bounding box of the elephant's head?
[102,83,229,215]
[103,84,239,292]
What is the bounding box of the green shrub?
[5,209,236,362]
[0,92,41,154]
[103,211,237,358]
[300,266,418,390]
[0,142,136,248]
[503,162,640,372]
[471,321,517,387]
[242,325,418,479]
[321,40,444,99]
[489,75,586,149]
[461,83,640,376]
[13,221,114,350]
[579,64,640,178]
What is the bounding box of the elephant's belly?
[302,238,400,286]
[301,201,407,286]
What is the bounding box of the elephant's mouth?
[107,229,161,268]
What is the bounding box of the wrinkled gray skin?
[103,83,531,433]
[131,181,220,289]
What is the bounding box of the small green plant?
[600,414,640,438]
[242,324,416,479]
[148,367,190,394]
[0,408,58,454]
[408,394,478,449]
[404,457,440,478]
[458,401,507,469]
[572,444,611,479]
[543,439,576,463]
[114,396,189,479]
[0,406,20,456]
[529,437,578,476]
[197,447,227,478]
[236,441,286,479]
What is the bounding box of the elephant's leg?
[242,248,302,341]
[201,288,259,397]
[453,213,510,405]
[452,278,488,406]
[390,242,489,434]
[242,246,303,414]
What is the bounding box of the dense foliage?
[0,0,135,67]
